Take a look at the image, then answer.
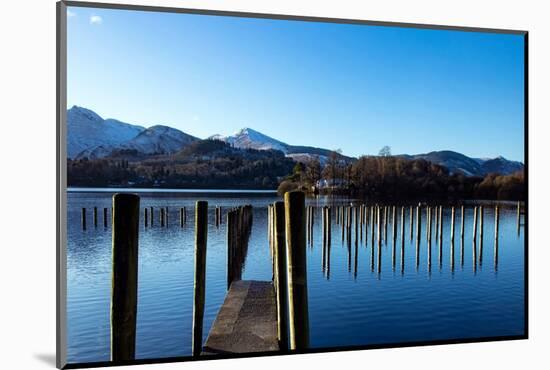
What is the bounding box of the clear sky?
[67,6,525,161]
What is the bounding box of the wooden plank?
[203,280,279,355]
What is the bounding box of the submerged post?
[284,191,309,350]
[111,193,140,361]
[192,201,208,357]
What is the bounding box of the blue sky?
[67,6,525,161]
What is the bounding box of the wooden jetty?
[202,280,278,354]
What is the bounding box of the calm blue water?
[66,191,525,364]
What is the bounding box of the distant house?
[317,178,345,189]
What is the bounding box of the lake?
[66,189,525,364]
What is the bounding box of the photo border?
[56,1,529,368]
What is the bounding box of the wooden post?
[439,206,443,243]
[273,201,289,351]
[426,206,430,241]
[103,207,108,228]
[409,206,413,241]
[81,208,86,230]
[400,206,405,273]
[370,206,375,246]
[438,206,443,251]
[160,207,165,227]
[165,207,169,226]
[144,207,148,227]
[472,206,478,269]
[392,206,397,244]
[227,211,234,289]
[93,207,98,227]
[450,206,456,244]
[326,207,331,279]
[284,191,309,350]
[516,201,521,234]
[460,205,465,240]
[494,205,500,269]
[435,206,441,241]
[354,206,359,246]
[427,207,432,244]
[415,205,420,268]
[479,205,484,243]
[150,206,154,226]
[377,205,381,273]
[472,206,478,241]
[111,193,139,361]
[494,205,500,241]
[384,206,389,244]
[192,201,208,357]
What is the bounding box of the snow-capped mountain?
[67,106,145,158]
[68,106,198,159]
[210,128,289,153]
[401,151,523,176]
[209,127,350,163]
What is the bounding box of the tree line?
[278,151,524,201]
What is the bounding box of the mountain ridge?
[67,106,523,176]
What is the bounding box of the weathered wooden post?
[472,206,478,241]
[409,206,413,241]
[516,201,521,235]
[150,206,154,226]
[103,207,108,228]
[472,206,478,269]
[438,206,443,246]
[93,206,98,227]
[435,206,440,241]
[81,208,86,230]
[192,201,208,357]
[284,191,309,350]
[160,207,165,227]
[460,205,465,241]
[227,210,235,289]
[479,205,484,243]
[450,206,456,243]
[326,206,332,277]
[383,206,388,243]
[144,207,148,227]
[377,205,382,273]
[272,201,289,351]
[494,205,500,269]
[415,205,420,268]
[180,208,184,228]
[111,193,139,361]
[426,207,437,245]
[392,206,397,244]
[494,205,500,241]
[400,206,405,273]
[354,206,359,246]
[370,206,375,246]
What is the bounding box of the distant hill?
[398,150,523,176]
